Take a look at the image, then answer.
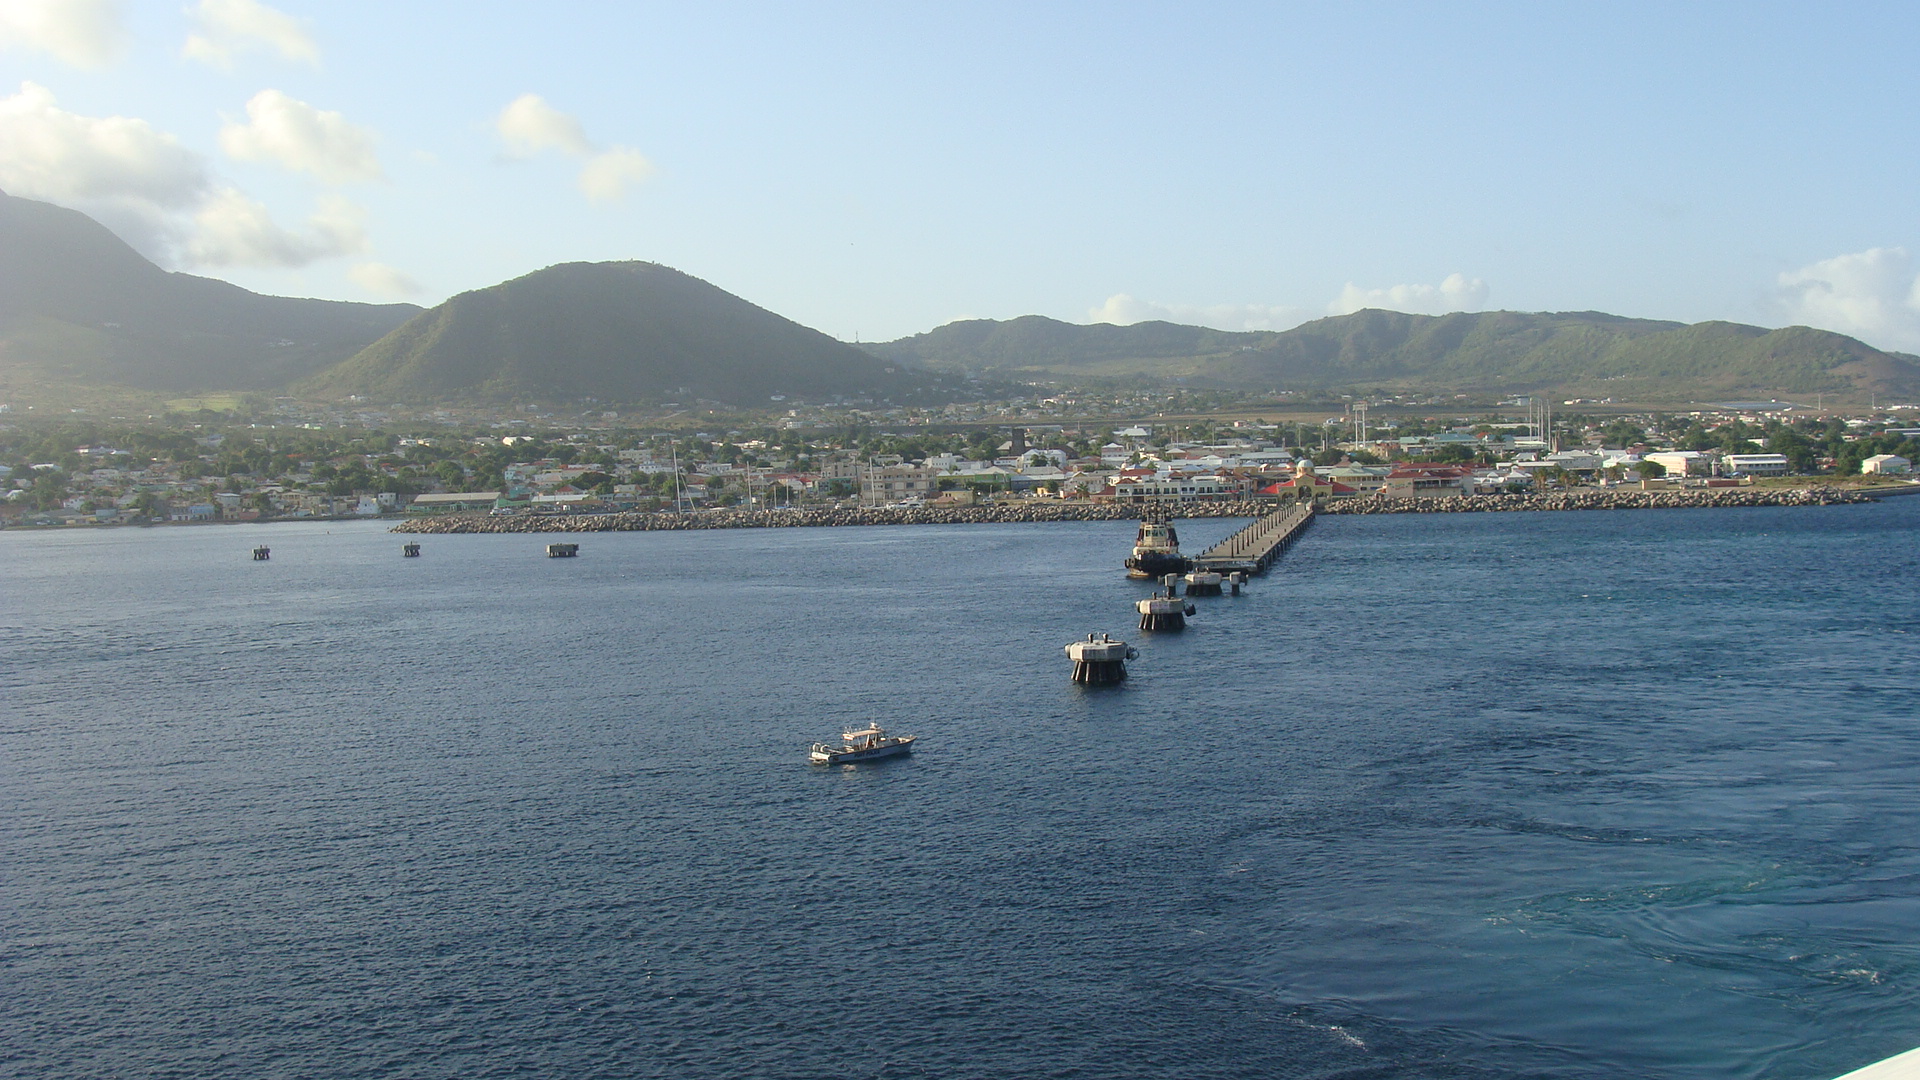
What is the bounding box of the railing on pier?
[1193,502,1314,574]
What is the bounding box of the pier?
[1194,503,1314,575]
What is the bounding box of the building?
[1863,454,1912,474]
[860,465,943,505]
[1382,464,1474,498]
[1111,474,1230,502]
[408,491,504,513]
[1258,462,1357,499]
[1722,454,1791,476]
[1644,451,1710,477]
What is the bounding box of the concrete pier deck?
[1194,503,1315,575]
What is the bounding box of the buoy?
[251,545,270,561]
[402,542,421,557]
[1136,592,1195,631]
[1065,632,1138,684]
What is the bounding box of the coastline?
[391,487,1880,534]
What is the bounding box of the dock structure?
[1193,503,1315,575]
[1065,633,1138,684]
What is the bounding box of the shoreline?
[391,487,1881,534]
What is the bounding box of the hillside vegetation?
[301,261,950,405]
[868,309,1920,399]
[0,190,419,393]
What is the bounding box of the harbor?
[11,499,1920,1080]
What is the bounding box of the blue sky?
[5,1,1920,349]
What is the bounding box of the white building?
[1722,454,1791,476]
[1644,451,1710,477]
[1863,454,1912,474]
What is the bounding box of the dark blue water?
[4,501,1918,1080]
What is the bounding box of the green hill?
[302,261,948,406]
[0,190,420,393]
[869,309,1920,399]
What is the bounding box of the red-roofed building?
[1258,471,1358,498]
[1383,464,1473,498]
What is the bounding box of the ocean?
[4,499,1917,1079]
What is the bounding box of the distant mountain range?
[864,310,1920,399]
[0,190,419,394]
[0,191,948,407]
[5,188,1917,407]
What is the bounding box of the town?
[2,394,1916,527]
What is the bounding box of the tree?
[1764,426,1816,473]
[1636,458,1665,478]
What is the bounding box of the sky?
[4,1,1920,350]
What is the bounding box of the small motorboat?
[810,724,916,765]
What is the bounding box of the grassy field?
[163,394,251,412]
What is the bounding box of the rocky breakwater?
[392,501,1280,534]
[1318,488,1876,514]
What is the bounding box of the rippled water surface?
[4,501,1919,1079]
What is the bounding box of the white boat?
[810,724,916,765]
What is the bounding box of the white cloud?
[496,93,654,202]
[0,83,365,269]
[184,189,365,267]
[219,89,379,183]
[348,260,421,298]
[182,0,318,68]
[579,146,653,202]
[0,0,125,68]
[1331,273,1489,316]
[0,80,208,254]
[1775,247,1920,353]
[1088,293,1313,332]
[496,93,592,157]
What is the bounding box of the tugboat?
[810,724,916,765]
[1124,513,1192,578]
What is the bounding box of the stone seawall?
[392,488,1874,534]
[1316,488,1875,514]
[393,502,1269,534]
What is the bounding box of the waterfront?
[4,501,1918,1079]
[390,486,1889,534]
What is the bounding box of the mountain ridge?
[864,309,1920,398]
[301,260,949,405]
[6,188,1916,406]
[0,189,421,392]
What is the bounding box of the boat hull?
[1124,552,1192,577]
[810,738,915,765]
